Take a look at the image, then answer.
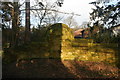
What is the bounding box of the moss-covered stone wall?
[46,23,74,59]
[47,23,117,65]
[3,23,118,66]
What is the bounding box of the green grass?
[2,39,119,66]
[62,39,118,66]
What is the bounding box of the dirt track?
[2,59,119,79]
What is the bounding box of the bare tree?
[44,11,63,25]
[63,14,78,28]
[80,21,89,29]
[31,0,63,28]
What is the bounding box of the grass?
[61,39,118,66]
[2,39,118,67]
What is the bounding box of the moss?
[46,23,74,59]
[3,23,118,66]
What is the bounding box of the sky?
[19,0,119,27]
[26,0,96,27]
[59,0,95,25]
[1,0,96,28]
[1,0,119,28]
[59,0,119,27]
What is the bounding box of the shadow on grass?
[2,59,77,78]
[63,60,106,78]
[2,23,77,79]
[101,43,120,69]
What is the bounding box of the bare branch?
[20,8,81,16]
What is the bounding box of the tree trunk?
[11,2,19,47]
[25,0,30,43]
